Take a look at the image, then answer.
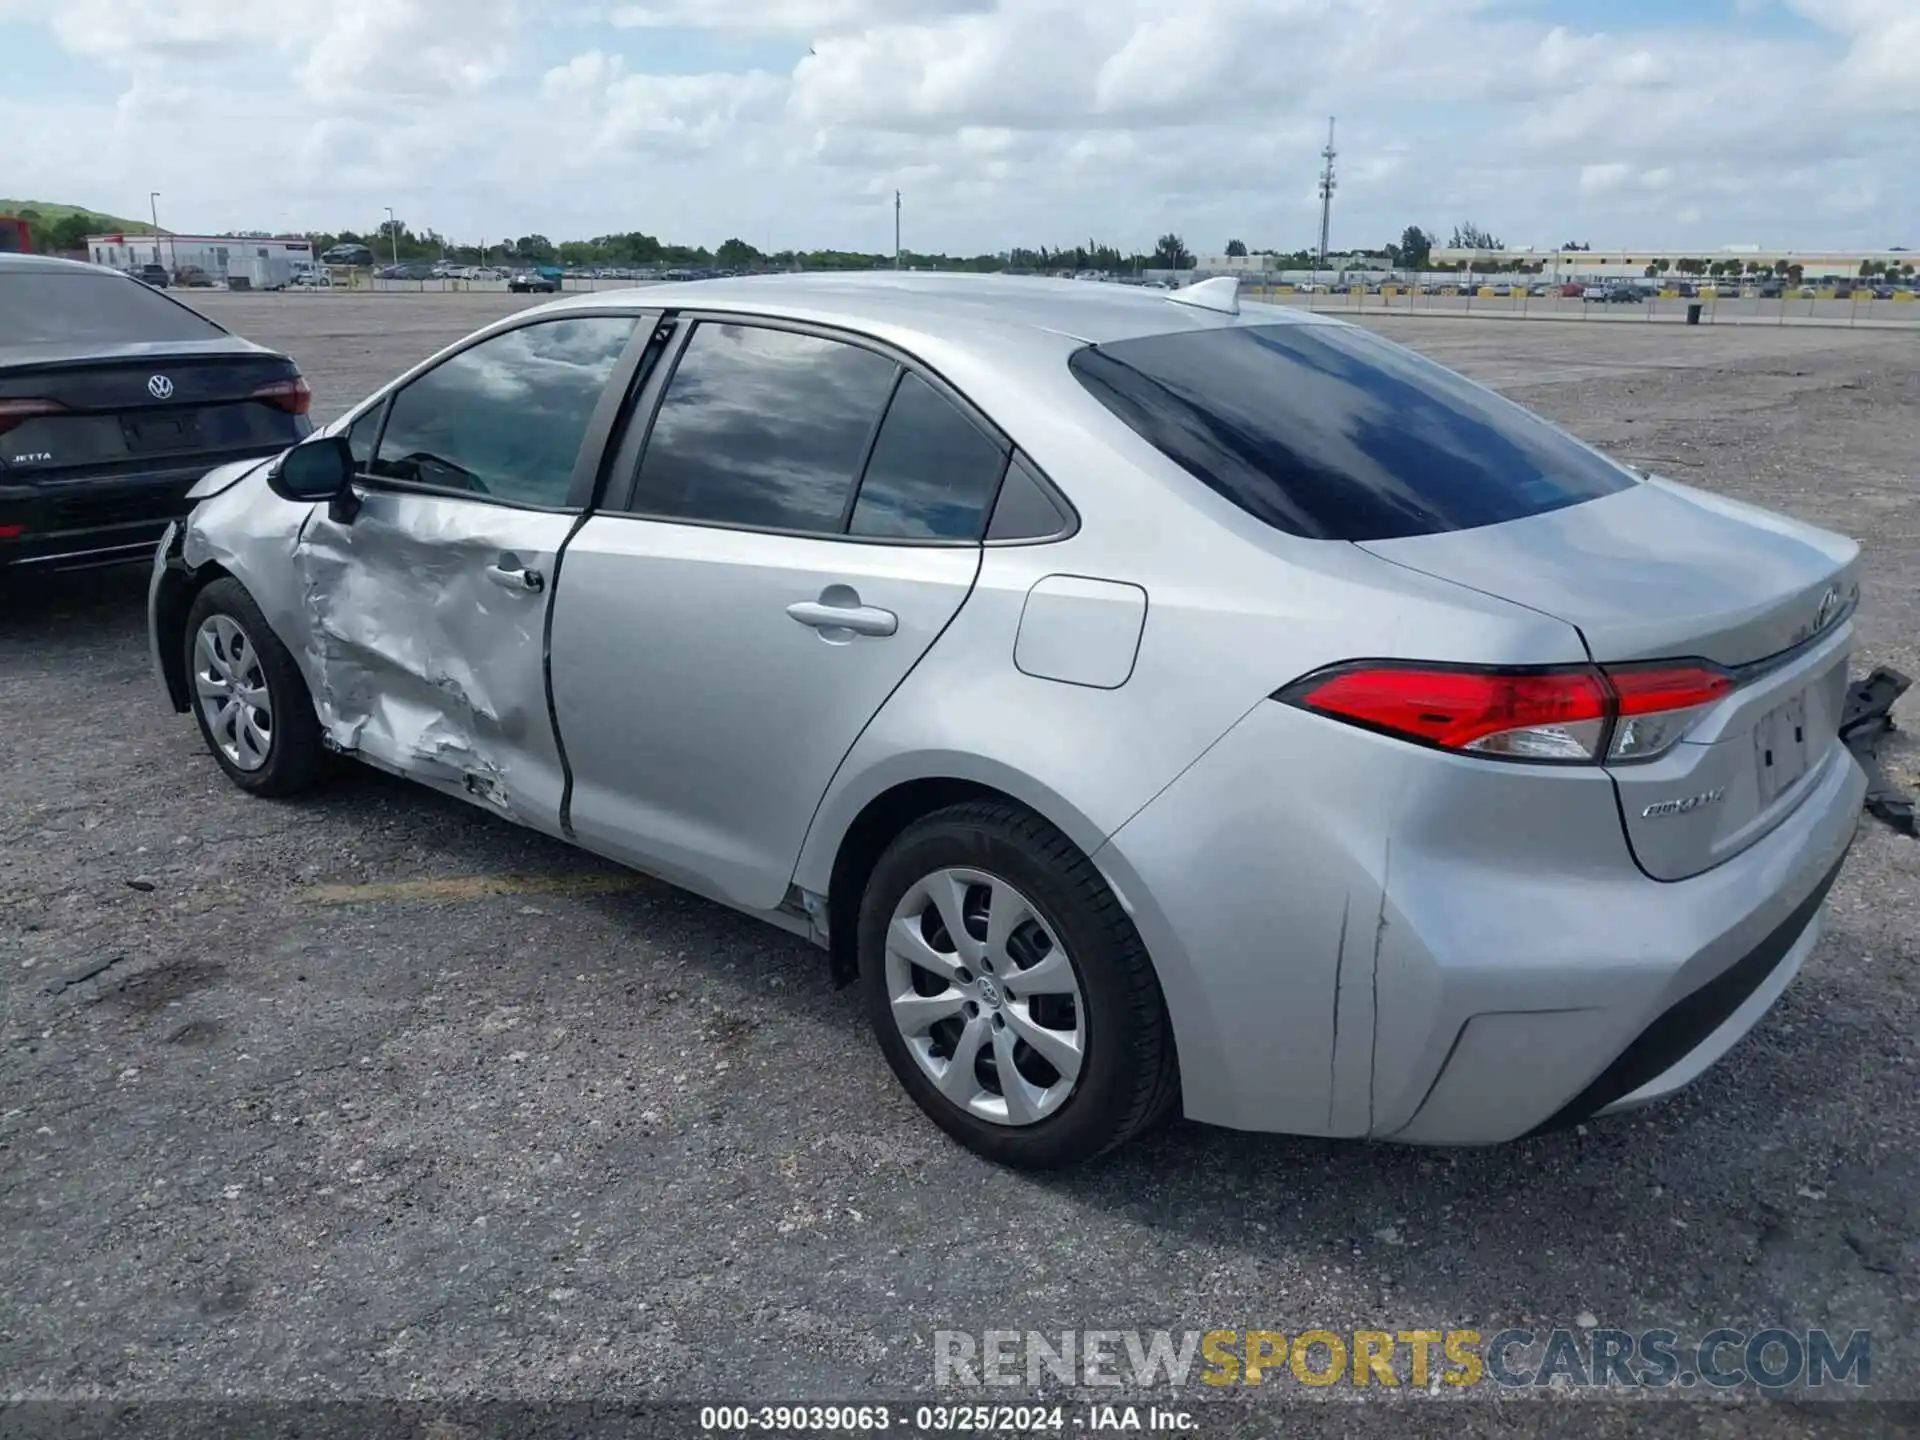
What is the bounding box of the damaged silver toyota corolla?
[151,273,1868,1169]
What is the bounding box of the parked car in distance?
[147,272,1867,1169]
[507,271,559,294]
[1871,284,1897,300]
[290,269,333,289]
[1,254,312,572]
[136,263,170,288]
[1757,282,1785,299]
[1559,283,1584,297]
[1580,284,1608,301]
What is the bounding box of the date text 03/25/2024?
[697,1404,1192,1433]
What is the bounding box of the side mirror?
[269,435,360,522]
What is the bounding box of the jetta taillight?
[249,376,312,416]
[0,397,68,437]
[1277,659,1735,764]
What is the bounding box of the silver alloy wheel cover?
[884,867,1087,1127]
[192,614,274,772]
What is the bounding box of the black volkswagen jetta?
[0,253,312,572]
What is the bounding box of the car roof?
[0,252,125,277]
[536,270,1342,353]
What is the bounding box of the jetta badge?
[147,374,175,399]
[1814,584,1843,633]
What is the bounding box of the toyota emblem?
[147,374,175,400]
[1814,584,1842,632]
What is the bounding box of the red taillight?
[1604,661,1734,760]
[250,376,312,416]
[1278,658,1735,764]
[1607,662,1735,715]
[0,397,68,437]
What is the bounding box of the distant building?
[1430,246,1913,280]
[86,232,314,279]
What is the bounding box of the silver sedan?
[150,273,1866,1168]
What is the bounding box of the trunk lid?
[1,344,303,479]
[1358,476,1860,880]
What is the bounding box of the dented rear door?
[293,311,653,832]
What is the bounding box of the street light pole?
[894,190,901,270]
[149,192,165,273]
[386,207,398,267]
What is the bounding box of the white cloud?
[1579,163,1630,195]
[1,0,1914,252]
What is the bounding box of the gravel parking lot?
[2,291,1916,1433]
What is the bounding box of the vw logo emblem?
[147,374,175,400]
[1814,585,1842,632]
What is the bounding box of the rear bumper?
[0,453,284,571]
[1096,699,1866,1143]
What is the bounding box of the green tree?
[1152,233,1192,269]
[513,234,555,262]
[1392,225,1432,269]
[1449,221,1503,249]
[1224,238,1248,257]
[715,237,765,267]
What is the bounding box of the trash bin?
[1686,302,1702,325]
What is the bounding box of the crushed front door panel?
[296,489,576,831]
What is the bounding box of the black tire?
[182,576,326,797]
[858,801,1179,1169]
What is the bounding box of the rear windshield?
[0,272,226,346]
[1069,322,1636,541]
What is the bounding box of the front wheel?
[858,801,1179,1169]
[183,577,326,797]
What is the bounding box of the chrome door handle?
[485,563,544,594]
[786,598,897,638]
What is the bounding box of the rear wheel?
[183,577,325,797]
[859,801,1178,1169]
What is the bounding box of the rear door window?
[1069,323,1636,542]
[626,322,899,533]
[0,273,226,345]
[848,372,1008,540]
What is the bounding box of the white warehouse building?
[1429,246,1915,280]
[86,231,315,280]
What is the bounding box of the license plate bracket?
[123,415,198,453]
[1754,690,1811,806]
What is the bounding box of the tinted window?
[370,316,636,507]
[0,273,225,346]
[986,453,1070,541]
[849,373,1007,540]
[629,323,897,532]
[345,402,385,469]
[1070,324,1636,542]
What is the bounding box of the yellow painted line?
[300,873,650,905]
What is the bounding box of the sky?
[0,0,1914,256]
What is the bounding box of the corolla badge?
[1643,787,1725,819]
[147,374,174,399]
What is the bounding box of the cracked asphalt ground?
[2,294,1916,1435]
